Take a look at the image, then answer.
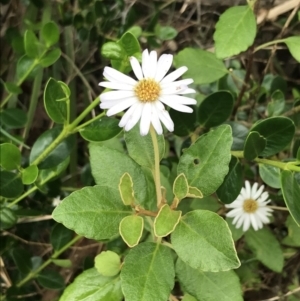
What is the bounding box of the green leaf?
[101,42,126,60]
[52,186,132,240]
[259,164,281,189]
[226,218,244,241]
[0,108,27,129]
[154,204,181,237]
[37,270,65,290]
[281,170,300,226]
[217,156,243,204]
[267,90,285,117]
[243,131,266,160]
[50,223,73,251]
[119,173,135,205]
[0,143,21,170]
[24,30,40,58]
[169,108,197,137]
[80,117,122,142]
[177,125,232,196]
[155,25,177,40]
[21,165,39,185]
[44,78,68,124]
[16,54,38,81]
[0,170,23,198]
[250,117,295,157]
[120,242,174,301]
[214,6,256,59]
[60,268,123,301]
[41,21,60,47]
[4,82,22,94]
[30,127,75,169]
[187,186,203,198]
[118,32,140,56]
[182,294,197,301]
[51,259,72,268]
[198,91,234,128]
[245,228,284,273]
[94,251,121,277]
[173,173,189,201]
[127,26,142,38]
[174,48,228,84]
[10,248,32,275]
[227,121,249,151]
[284,36,300,62]
[124,124,165,169]
[38,156,70,182]
[119,215,143,247]
[171,210,240,271]
[89,144,149,209]
[176,259,243,301]
[282,215,300,247]
[0,207,17,230]
[39,48,61,67]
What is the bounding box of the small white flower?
[52,196,61,207]
[99,49,196,136]
[226,180,273,232]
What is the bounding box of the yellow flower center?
[243,199,258,213]
[134,79,161,103]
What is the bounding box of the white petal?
[140,103,152,136]
[148,51,158,78]
[236,215,245,229]
[250,214,258,231]
[180,88,196,95]
[254,213,264,229]
[245,181,251,198]
[100,98,125,109]
[159,95,196,105]
[232,214,242,225]
[226,208,243,218]
[103,67,136,85]
[160,78,193,89]
[99,81,134,91]
[155,54,173,82]
[130,56,144,80]
[124,103,144,132]
[142,49,151,78]
[106,97,138,116]
[251,182,258,198]
[255,210,270,224]
[119,103,139,127]
[156,107,174,132]
[160,66,188,84]
[100,90,135,102]
[150,104,163,135]
[253,184,264,200]
[257,191,269,203]
[160,96,194,112]
[243,214,251,231]
[162,85,191,95]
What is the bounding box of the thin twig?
[259,286,300,301]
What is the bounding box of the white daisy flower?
[98,49,196,136]
[225,180,273,232]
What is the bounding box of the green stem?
[70,111,105,133]
[253,39,287,53]
[0,127,30,149]
[231,151,300,172]
[8,186,37,208]
[16,235,82,288]
[150,126,162,207]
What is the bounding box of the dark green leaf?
[41,21,60,47]
[16,55,38,81]
[169,108,197,136]
[37,270,65,289]
[177,125,232,196]
[250,117,295,157]
[29,127,75,169]
[171,210,240,271]
[0,108,27,129]
[214,6,256,59]
[0,170,23,198]
[226,121,249,151]
[259,164,281,189]
[155,25,177,40]
[176,259,243,301]
[243,131,266,160]
[11,248,32,275]
[267,90,285,117]
[80,117,122,142]
[217,156,243,204]
[60,268,123,301]
[50,223,73,251]
[21,165,39,185]
[39,48,61,67]
[281,170,300,226]
[4,82,22,94]
[52,186,132,240]
[198,91,234,128]
[174,48,228,84]
[118,32,140,56]
[0,208,17,230]
[0,143,21,170]
[44,78,68,124]
[24,30,40,58]
[121,242,174,301]
[281,215,300,247]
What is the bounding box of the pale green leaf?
[119,215,144,247]
[94,251,121,277]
